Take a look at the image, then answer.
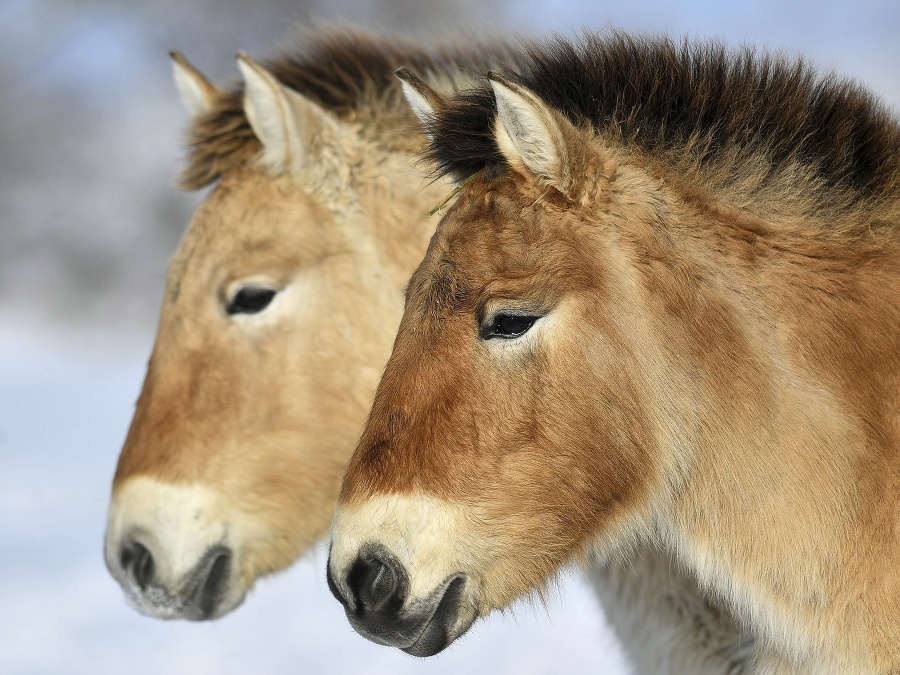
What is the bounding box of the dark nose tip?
[331,547,408,616]
[120,541,155,589]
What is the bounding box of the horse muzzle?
[327,544,472,656]
[104,478,255,620]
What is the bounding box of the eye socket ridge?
[479,311,541,340]
[226,285,277,315]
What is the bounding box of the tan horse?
[104,30,521,620]
[328,34,900,672]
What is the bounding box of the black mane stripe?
[426,32,900,199]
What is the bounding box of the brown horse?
[328,34,900,672]
[104,30,521,620]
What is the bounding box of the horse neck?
[587,543,757,674]
[610,174,900,667]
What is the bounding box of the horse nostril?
[347,551,406,614]
[120,541,155,590]
[195,547,232,619]
[355,559,395,611]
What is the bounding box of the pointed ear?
[170,52,224,116]
[488,73,574,195]
[235,52,342,176]
[395,67,445,131]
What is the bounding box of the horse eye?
[226,286,277,315]
[481,313,539,340]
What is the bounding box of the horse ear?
[488,73,573,195]
[395,67,445,132]
[235,52,340,176]
[170,52,224,116]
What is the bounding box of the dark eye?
[226,286,277,315]
[480,312,539,340]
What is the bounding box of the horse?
[103,29,522,621]
[327,33,900,673]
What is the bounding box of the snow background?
[1,1,898,673]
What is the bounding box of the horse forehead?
[187,170,338,257]
[203,170,320,232]
[435,185,563,276]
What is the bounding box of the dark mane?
[180,28,522,190]
[426,32,900,201]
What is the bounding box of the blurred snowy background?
[1,1,898,673]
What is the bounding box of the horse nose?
[328,546,468,654]
[116,539,232,619]
[329,547,408,616]
[120,540,156,589]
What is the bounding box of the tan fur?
[336,52,900,671]
[106,30,523,619]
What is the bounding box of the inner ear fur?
[396,67,447,134]
[170,51,225,116]
[489,73,614,202]
[236,52,344,177]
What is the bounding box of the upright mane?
[426,32,900,207]
[180,28,522,190]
